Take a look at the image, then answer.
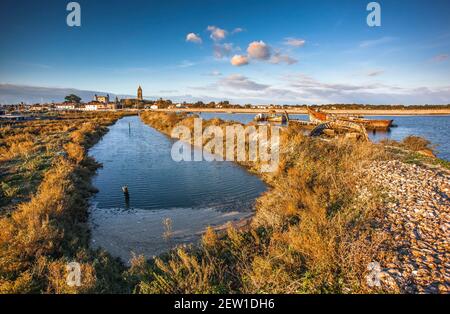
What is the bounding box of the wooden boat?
[310,120,369,141]
[289,119,318,128]
[254,113,268,121]
[307,107,328,123]
[307,107,393,130]
[267,115,288,123]
[254,111,289,123]
[340,116,393,130]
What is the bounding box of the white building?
[84,103,109,111]
[85,104,99,111]
[56,104,76,110]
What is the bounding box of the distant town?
[1,85,450,122]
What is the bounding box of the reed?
[1,111,440,293]
[137,111,393,293]
[0,112,130,293]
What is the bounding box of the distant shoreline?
[159,108,450,116]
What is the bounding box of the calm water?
[88,116,266,262]
[199,112,450,160]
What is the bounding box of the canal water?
[198,112,450,160]
[88,116,266,262]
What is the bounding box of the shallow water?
[88,116,266,262]
[200,112,450,160]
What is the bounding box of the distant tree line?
[2,94,450,111]
[64,94,82,103]
[184,102,450,110]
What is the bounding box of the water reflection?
[88,115,267,262]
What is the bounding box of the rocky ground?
[368,160,449,294]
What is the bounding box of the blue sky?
[1,0,450,104]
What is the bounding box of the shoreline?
[139,111,450,293]
[0,112,130,293]
[158,108,450,116]
[89,115,266,263]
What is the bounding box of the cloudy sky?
[1,0,450,104]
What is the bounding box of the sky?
[0,0,450,105]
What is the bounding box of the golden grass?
[3,111,428,293]
[0,112,130,293]
[136,111,394,294]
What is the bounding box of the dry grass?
[381,135,435,154]
[247,132,389,293]
[0,111,406,293]
[135,111,393,294]
[0,112,131,293]
[380,135,449,169]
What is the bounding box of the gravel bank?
[368,160,449,293]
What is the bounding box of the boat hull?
[342,118,393,130]
[254,113,288,123]
[307,107,393,130]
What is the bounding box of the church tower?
[137,86,143,101]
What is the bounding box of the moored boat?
[341,116,393,130]
[307,107,393,130]
[254,113,268,121]
[307,107,328,123]
[254,111,289,123]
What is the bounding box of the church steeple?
[137,86,143,101]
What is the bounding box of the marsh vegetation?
[0,111,445,293]
[0,112,131,293]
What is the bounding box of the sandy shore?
[89,205,254,264]
[158,108,450,116]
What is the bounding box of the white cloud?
[287,74,383,92]
[207,70,222,76]
[186,33,202,44]
[247,41,271,60]
[284,37,305,47]
[219,74,269,90]
[270,52,298,65]
[230,54,249,66]
[213,43,234,59]
[177,60,196,68]
[188,73,450,105]
[282,73,450,104]
[367,70,384,77]
[245,41,297,65]
[359,36,394,48]
[0,84,133,104]
[232,27,244,34]
[207,26,227,41]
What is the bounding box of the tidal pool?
[88,116,266,262]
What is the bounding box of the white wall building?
[84,104,109,111]
[56,104,76,110]
[85,104,99,111]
